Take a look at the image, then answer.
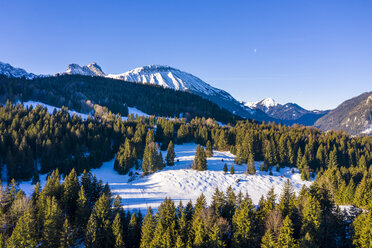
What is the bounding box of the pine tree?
[301,196,322,245]
[246,153,255,175]
[192,145,207,171]
[277,216,297,248]
[143,142,163,174]
[63,168,79,217]
[278,180,295,218]
[85,193,113,248]
[127,212,141,248]
[115,139,134,174]
[209,222,225,248]
[112,213,125,248]
[260,229,276,248]
[192,214,205,247]
[42,196,63,248]
[6,209,38,248]
[211,187,226,217]
[223,163,228,173]
[232,197,256,248]
[140,207,155,248]
[166,141,176,166]
[206,140,213,157]
[230,165,235,175]
[76,185,89,232]
[60,218,74,248]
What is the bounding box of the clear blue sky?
[1,0,371,110]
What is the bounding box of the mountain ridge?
[314,91,372,135]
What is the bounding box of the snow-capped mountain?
[0,62,37,79]
[64,63,272,121]
[243,98,329,125]
[244,98,278,110]
[107,65,228,96]
[65,62,105,77]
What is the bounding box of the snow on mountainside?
[0,62,37,79]
[107,65,230,97]
[244,98,278,110]
[66,63,271,121]
[243,97,329,124]
[65,62,105,76]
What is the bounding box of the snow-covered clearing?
[22,101,90,120]
[20,101,149,121]
[5,143,313,211]
[91,143,313,211]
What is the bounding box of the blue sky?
[0,0,371,110]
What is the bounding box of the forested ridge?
[0,101,372,247]
[0,74,239,124]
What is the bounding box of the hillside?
[0,74,239,124]
[314,91,372,135]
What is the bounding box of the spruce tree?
[223,163,228,173]
[206,140,213,157]
[166,141,176,166]
[112,213,125,248]
[140,207,155,248]
[230,165,235,175]
[192,145,207,171]
[60,218,74,248]
[260,229,276,248]
[209,222,225,248]
[85,193,113,248]
[42,196,63,248]
[63,168,79,217]
[247,153,255,175]
[277,216,297,248]
[232,197,256,248]
[6,209,38,248]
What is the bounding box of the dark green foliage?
[192,145,207,171]
[165,141,176,166]
[246,153,255,175]
[206,140,213,157]
[230,165,235,175]
[0,173,361,247]
[115,139,136,174]
[222,163,228,174]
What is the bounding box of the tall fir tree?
[192,145,207,171]
[166,141,176,166]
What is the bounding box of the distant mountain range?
[243,98,329,126]
[1,61,370,135]
[314,91,372,135]
[0,61,37,79]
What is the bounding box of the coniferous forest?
[0,96,372,246]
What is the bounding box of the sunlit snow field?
[92,143,313,211]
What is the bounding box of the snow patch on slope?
[22,101,90,120]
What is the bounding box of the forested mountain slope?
[315,91,372,135]
[0,74,239,124]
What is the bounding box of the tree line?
[1,170,369,247]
